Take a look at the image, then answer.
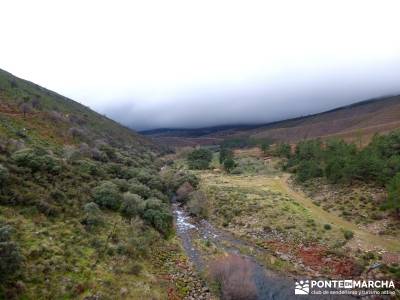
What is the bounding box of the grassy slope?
[0,69,195,299]
[0,68,150,149]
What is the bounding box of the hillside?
[0,68,152,150]
[0,69,204,299]
[143,95,400,147]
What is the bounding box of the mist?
[1,0,400,130]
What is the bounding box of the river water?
[173,203,356,300]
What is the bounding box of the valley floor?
[171,156,400,298]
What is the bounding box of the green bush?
[219,147,233,164]
[120,193,144,219]
[128,181,151,199]
[296,160,323,182]
[0,164,9,185]
[92,181,122,210]
[12,148,61,173]
[143,209,173,238]
[141,198,173,237]
[384,172,400,216]
[223,158,236,173]
[187,148,213,170]
[343,230,354,240]
[83,202,104,227]
[323,224,332,230]
[0,225,23,282]
[187,191,209,218]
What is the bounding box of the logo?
[295,280,310,295]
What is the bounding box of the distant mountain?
[144,95,400,147]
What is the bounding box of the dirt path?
[276,174,400,252]
[200,171,400,252]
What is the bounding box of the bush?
[0,225,23,282]
[0,164,9,185]
[210,254,257,300]
[12,148,61,173]
[92,181,122,210]
[187,191,209,218]
[176,182,194,203]
[142,208,173,238]
[187,148,213,170]
[223,158,236,173]
[323,224,332,230]
[141,198,173,237]
[128,181,151,199]
[82,202,104,227]
[343,230,354,240]
[220,147,233,164]
[120,193,144,219]
[296,160,323,182]
[384,172,400,217]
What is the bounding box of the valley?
[1,68,399,299]
[167,147,400,299]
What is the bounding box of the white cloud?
[1,0,400,129]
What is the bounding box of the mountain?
[143,95,400,147]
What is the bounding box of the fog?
[1,0,400,130]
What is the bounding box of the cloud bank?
[1,0,400,129]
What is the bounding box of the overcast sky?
[1,0,400,130]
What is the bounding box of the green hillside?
[0,69,192,299]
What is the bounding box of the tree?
[187,148,213,170]
[220,147,233,164]
[261,142,271,154]
[385,173,400,217]
[19,102,32,118]
[275,143,291,158]
[223,158,236,173]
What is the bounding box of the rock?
[120,287,128,296]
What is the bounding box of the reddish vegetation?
[264,240,358,277]
[210,254,257,300]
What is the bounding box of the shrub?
[142,208,173,238]
[141,198,173,237]
[323,224,332,230]
[384,172,400,217]
[187,148,213,170]
[296,160,323,182]
[176,182,194,203]
[187,191,209,218]
[209,254,257,300]
[92,181,122,210]
[220,147,233,164]
[128,181,151,199]
[275,143,291,158]
[0,225,23,282]
[50,189,66,203]
[0,164,9,185]
[36,200,59,217]
[12,148,61,173]
[223,158,236,173]
[343,230,354,240]
[82,202,104,227]
[120,193,144,219]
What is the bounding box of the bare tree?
[210,254,257,300]
[19,103,32,118]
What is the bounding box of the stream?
[174,203,343,300]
